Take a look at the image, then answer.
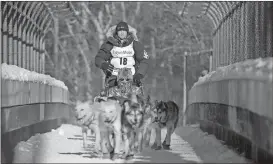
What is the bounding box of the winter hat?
[116,21,129,32]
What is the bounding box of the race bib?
[110,42,136,76]
[110,57,135,68]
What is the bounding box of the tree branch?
[111,2,116,15]
[131,2,141,24]
[156,46,189,53]
[81,2,103,34]
[121,2,126,21]
[162,2,200,44]
[98,10,104,29]
[103,3,113,33]
[179,2,187,17]
[58,43,70,65]
[44,50,55,67]
[65,20,91,80]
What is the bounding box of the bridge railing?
[1,2,52,73]
[186,57,273,162]
[1,2,71,163]
[187,1,273,163]
[201,1,272,70]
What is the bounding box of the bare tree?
[65,19,92,95]
[81,2,114,87]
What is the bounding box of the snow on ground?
[13,124,251,163]
[175,124,252,163]
[150,128,203,163]
[1,63,68,90]
[194,57,273,87]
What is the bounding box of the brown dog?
[121,93,146,159]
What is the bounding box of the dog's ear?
[123,100,131,112]
[76,100,82,106]
[155,100,159,106]
[131,94,138,104]
[88,100,93,107]
[143,103,151,114]
[97,98,103,103]
[138,95,145,107]
[107,96,120,104]
[146,95,151,103]
[107,96,117,101]
[94,96,107,103]
[162,102,168,109]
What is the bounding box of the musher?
[95,21,150,97]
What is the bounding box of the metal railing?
[201,1,273,71]
[1,2,53,73]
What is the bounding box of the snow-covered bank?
[1,63,68,90]
[195,57,273,87]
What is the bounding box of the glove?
[101,62,114,74]
[133,73,144,86]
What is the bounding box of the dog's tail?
[171,101,180,129]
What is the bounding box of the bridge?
[1,1,272,163]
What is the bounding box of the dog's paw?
[144,141,150,147]
[162,144,171,150]
[162,141,171,150]
[108,146,114,154]
[110,153,119,160]
[102,153,110,159]
[151,143,158,149]
[94,151,103,158]
[151,145,162,150]
[121,153,134,160]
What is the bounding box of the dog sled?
[94,67,145,103]
[94,24,145,102]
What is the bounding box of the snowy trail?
[13,124,250,163]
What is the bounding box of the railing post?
[248,2,255,59]
[17,6,23,68]
[235,5,239,62]
[2,4,8,64]
[22,22,27,69]
[8,8,13,65]
[13,4,18,66]
[241,3,245,61]
[267,2,273,57]
[26,25,31,70]
[29,24,34,71]
[227,14,231,65]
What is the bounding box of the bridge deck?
[12,124,250,163]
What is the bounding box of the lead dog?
[75,97,123,159]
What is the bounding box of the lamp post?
[209,52,213,72]
[182,51,188,126]
[182,49,213,126]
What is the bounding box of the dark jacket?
[95,32,150,77]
